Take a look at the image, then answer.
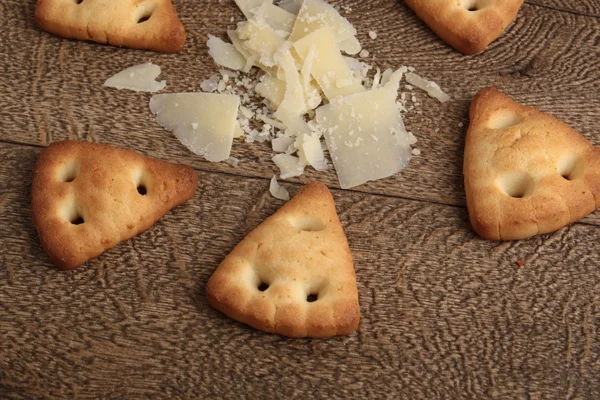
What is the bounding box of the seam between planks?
[3,138,600,231]
[524,1,600,19]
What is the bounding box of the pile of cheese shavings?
[153,0,450,190]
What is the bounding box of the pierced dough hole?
[306,293,318,302]
[558,154,585,181]
[58,160,80,183]
[74,0,84,4]
[488,111,524,130]
[132,169,153,196]
[135,2,156,24]
[290,215,325,232]
[61,198,87,226]
[258,282,269,292]
[497,172,534,198]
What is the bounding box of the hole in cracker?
[306,293,318,303]
[135,2,156,24]
[62,197,87,226]
[488,111,524,130]
[74,0,84,4]
[71,216,85,225]
[258,282,270,292]
[497,172,534,199]
[558,154,586,181]
[133,169,153,196]
[58,160,80,183]
[460,0,478,11]
[290,215,325,232]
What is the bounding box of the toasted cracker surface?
[405,0,524,54]
[35,0,186,53]
[31,140,198,269]
[464,87,600,240]
[206,182,360,338]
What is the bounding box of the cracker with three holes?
[35,0,186,53]
[464,87,600,241]
[206,182,360,338]
[31,140,198,269]
[404,0,524,54]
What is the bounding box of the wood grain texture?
[526,0,600,17]
[1,143,600,399]
[0,1,598,212]
[1,0,600,398]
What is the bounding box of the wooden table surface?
[1,0,600,398]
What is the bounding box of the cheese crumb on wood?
[316,87,412,189]
[368,31,377,40]
[103,62,166,93]
[405,72,450,103]
[207,35,247,71]
[269,175,290,200]
[149,93,240,162]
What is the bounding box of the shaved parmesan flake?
[207,36,246,71]
[338,36,362,55]
[368,31,377,40]
[255,74,286,108]
[253,2,296,34]
[103,62,166,93]
[405,72,450,103]
[272,136,295,152]
[300,134,328,171]
[294,27,365,100]
[316,88,411,189]
[226,157,240,168]
[234,122,244,138]
[237,17,286,68]
[277,0,302,14]
[235,0,272,19]
[289,0,360,54]
[273,154,305,178]
[270,175,290,200]
[149,93,240,162]
[273,48,311,134]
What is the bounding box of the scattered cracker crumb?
[516,259,525,268]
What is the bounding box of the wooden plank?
[1,1,598,216]
[1,142,600,398]
[1,1,599,207]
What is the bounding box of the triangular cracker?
[31,140,198,269]
[464,87,600,240]
[404,0,524,54]
[206,183,360,338]
[35,0,186,53]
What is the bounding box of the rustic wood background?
[1,0,600,398]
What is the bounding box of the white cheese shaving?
[294,27,364,100]
[368,31,377,40]
[234,0,272,19]
[103,62,166,93]
[316,88,412,189]
[253,2,296,34]
[277,0,303,14]
[273,154,305,178]
[237,17,286,68]
[272,136,295,152]
[149,93,240,162]
[288,0,361,55]
[300,134,328,171]
[207,35,247,71]
[405,72,450,103]
[255,74,286,108]
[269,175,290,200]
